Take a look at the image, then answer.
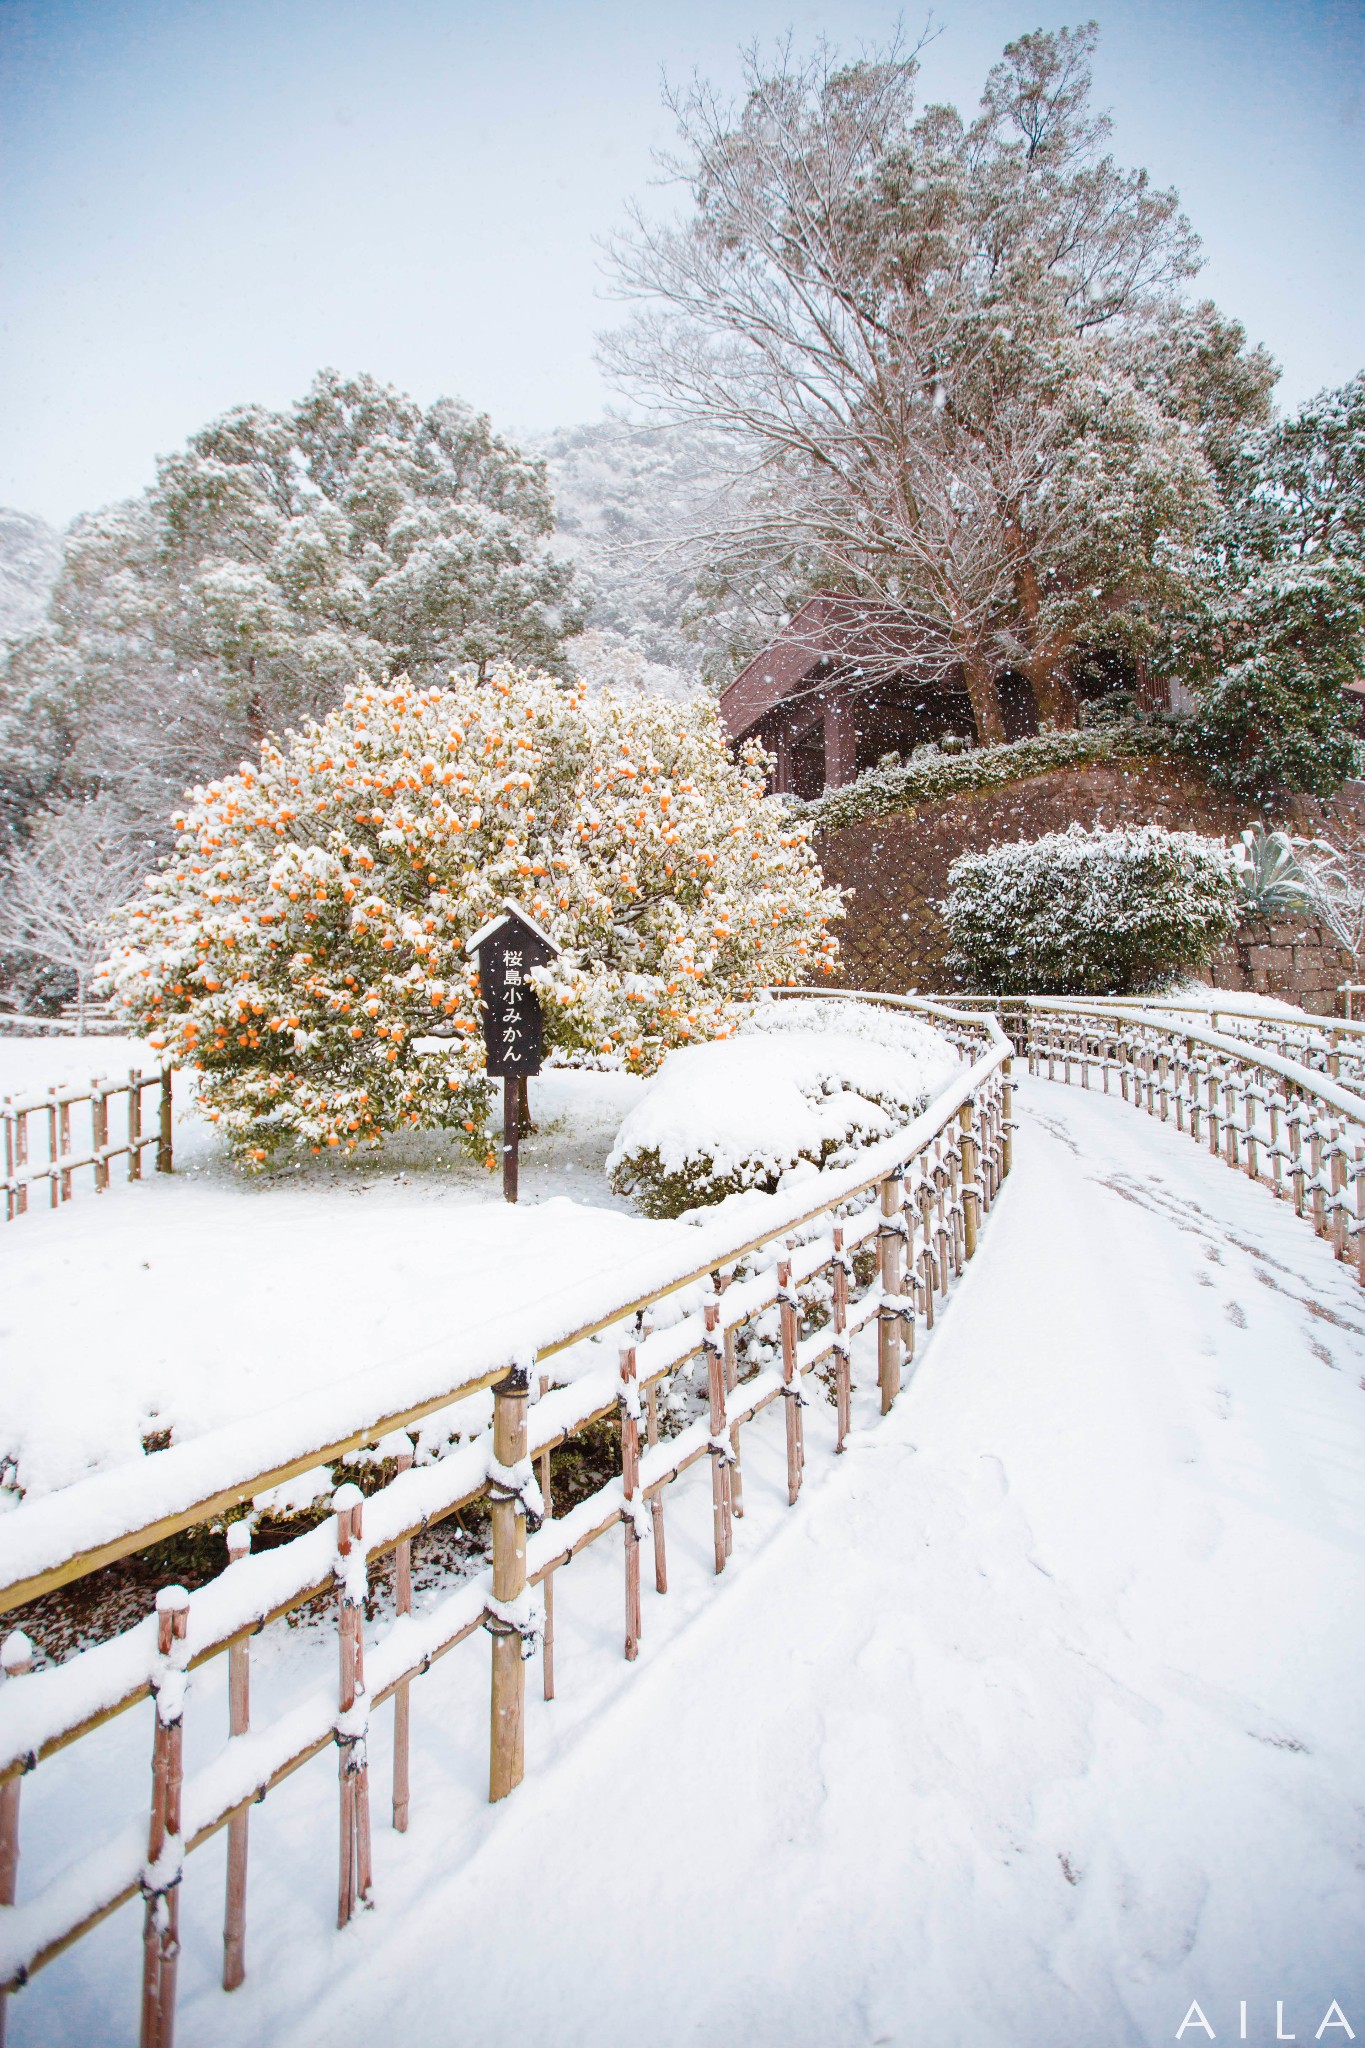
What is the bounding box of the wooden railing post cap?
[224,1520,252,1559]
[1,1628,33,1675]
[331,1482,364,1515]
[494,1364,530,1399]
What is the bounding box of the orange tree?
[106,670,842,1163]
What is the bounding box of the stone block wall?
[816,756,1364,1009]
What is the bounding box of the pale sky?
[1,0,1362,527]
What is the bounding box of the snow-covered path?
[24,1076,1365,2048]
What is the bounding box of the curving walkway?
[29,1076,1365,2048]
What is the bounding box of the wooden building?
[718,595,1155,798]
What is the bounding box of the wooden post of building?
[157,1071,173,1174]
[489,1367,529,1802]
[333,1485,372,1925]
[703,1299,733,1567]
[140,1587,190,2048]
[536,1376,556,1700]
[620,1342,642,1659]
[877,1174,904,1415]
[221,1524,252,1991]
[0,1631,33,2048]
[392,1439,415,1829]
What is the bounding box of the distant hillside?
[540,418,732,696]
[0,509,61,642]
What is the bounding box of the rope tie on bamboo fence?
[484,1455,545,1532]
[482,1591,544,1658]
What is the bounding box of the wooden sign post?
[466,901,560,1204]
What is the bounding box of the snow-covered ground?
[10,1071,1363,2047]
[0,1048,670,1499]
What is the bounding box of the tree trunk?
[1026,650,1079,730]
[960,654,1006,745]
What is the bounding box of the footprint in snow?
[1224,1301,1247,1328]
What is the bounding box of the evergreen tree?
[0,372,585,838]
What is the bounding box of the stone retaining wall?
[816,757,1364,1010]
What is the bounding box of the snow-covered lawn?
[10,1071,1364,2046]
[0,1049,671,1499]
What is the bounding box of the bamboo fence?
[2,1069,172,1222]
[1021,996,1365,1282]
[0,995,1012,2044]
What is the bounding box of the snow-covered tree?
[1167,372,1365,800]
[1,372,585,839]
[601,26,1275,739]
[106,669,842,1164]
[0,797,152,1028]
[943,822,1238,994]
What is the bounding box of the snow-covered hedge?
[942,822,1238,995]
[790,722,1161,836]
[606,999,960,1218]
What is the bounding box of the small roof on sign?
[464,899,561,958]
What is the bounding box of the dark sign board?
[466,902,559,1078]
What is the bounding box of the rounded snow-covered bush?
[106,671,842,1163]
[942,822,1238,995]
[607,998,959,1217]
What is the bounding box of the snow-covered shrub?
[942,822,1238,995]
[607,998,959,1217]
[1230,823,1314,920]
[106,671,842,1164]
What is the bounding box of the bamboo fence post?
[1291,1106,1306,1216]
[703,1298,734,1565]
[1244,1076,1260,1182]
[1311,1125,1327,1238]
[392,1438,415,1827]
[221,1522,252,1990]
[1001,1056,1013,1177]
[832,1224,852,1452]
[333,1483,372,1923]
[1331,1128,1348,1261]
[774,1259,804,1506]
[877,1174,904,1415]
[536,1375,556,1701]
[959,1101,979,1260]
[140,1586,190,2048]
[12,1109,26,1218]
[58,1094,71,1202]
[0,1631,32,2048]
[488,1367,529,1803]
[1329,1029,1341,1079]
[718,1272,744,1519]
[91,1085,108,1194]
[644,1373,668,1594]
[45,1091,58,1209]
[157,1070,173,1174]
[619,1340,643,1659]
[128,1069,143,1182]
[1356,1144,1365,1289]
[2,1101,11,1223]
